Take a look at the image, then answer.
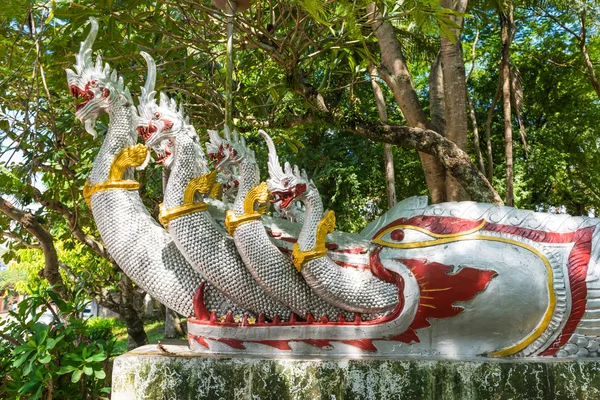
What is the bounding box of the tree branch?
[0,196,69,300]
[1,231,40,249]
[349,123,503,205]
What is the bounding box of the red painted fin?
[253,340,293,350]
[389,259,496,344]
[188,334,209,349]
[303,340,333,349]
[193,282,210,320]
[216,338,246,350]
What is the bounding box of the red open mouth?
[270,184,306,209]
[70,85,93,112]
[154,148,172,164]
[137,123,158,141]
[208,151,224,168]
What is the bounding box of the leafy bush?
[0,286,115,399]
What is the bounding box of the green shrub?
[0,287,115,399]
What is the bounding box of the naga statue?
[70,19,600,358]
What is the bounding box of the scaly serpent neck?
[232,158,259,216]
[164,134,207,209]
[298,187,322,251]
[88,104,136,184]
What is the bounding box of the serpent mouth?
[137,123,158,142]
[70,85,93,112]
[155,148,172,164]
[270,184,306,209]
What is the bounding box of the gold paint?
[224,183,270,235]
[292,210,335,272]
[376,231,556,357]
[420,304,437,309]
[159,171,217,227]
[159,202,209,228]
[83,144,148,208]
[209,182,222,200]
[183,171,217,205]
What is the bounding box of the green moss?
[112,354,600,400]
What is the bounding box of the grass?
[111,318,187,356]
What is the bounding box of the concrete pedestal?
[112,341,600,399]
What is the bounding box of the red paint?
[333,260,369,271]
[390,229,405,241]
[216,338,246,350]
[370,246,395,283]
[303,340,332,349]
[389,259,496,344]
[252,340,293,350]
[224,312,235,323]
[340,339,377,352]
[188,333,209,349]
[373,216,485,240]
[193,283,210,320]
[483,223,576,243]
[329,248,366,255]
[540,226,594,355]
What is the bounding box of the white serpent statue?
[69,19,600,358]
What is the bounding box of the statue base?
[111,341,600,399]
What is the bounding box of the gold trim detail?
[159,171,217,227]
[159,202,209,227]
[374,229,555,357]
[372,219,486,244]
[183,171,217,205]
[224,182,270,235]
[83,144,148,208]
[292,210,335,272]
[209,183,222,200]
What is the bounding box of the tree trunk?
[465,28,486,175]
[368,63,396,208]
[578,12,600,98]
[500,8,515,206]
[429,52,446,137]
[367,3,447,204]
[118,274,148,349]
[0,197,69,301]
[164,308,185,339]
[485,80,502,184]
[440,0,470,201]
[351,123,503,205]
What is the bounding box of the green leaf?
[57,365,77,375]
[94,369,106,379]
[88,352,107,362]
[83,365,93,376]
[38,354,51,364]
[71,369,83,383]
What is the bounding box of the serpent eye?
[89,80,97,87]
[154,112,161,119]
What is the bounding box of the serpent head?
[135,52,196,168]
[260,130,312,209]
[206,129,255,171]
[66,18,133,138]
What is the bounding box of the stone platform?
[111,341,600,399]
